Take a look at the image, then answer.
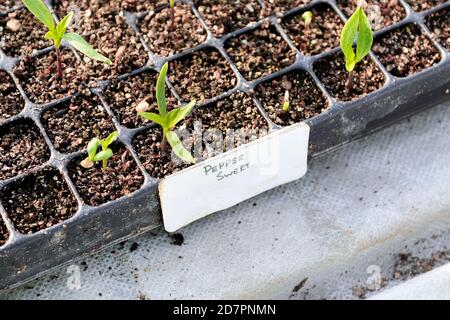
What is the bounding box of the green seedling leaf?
[92,149,113,162]
[87,138,101,161]
[156,63,169,116]
[282,91,290,112]
[302,11,312,26]
[56,12,74,39]
[63,32,112,64]
[167,100,196,129]
[166,131,196,164]
[170,0,175,9]
[22,0,55,31]
[139,112,167,127]
[340,6,373,72]
[102,131,119,149]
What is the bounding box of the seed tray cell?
[0,0,449,289]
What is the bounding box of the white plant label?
[159,123,310,232]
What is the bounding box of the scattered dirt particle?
[171,233,184,246]
[130,242,139,252]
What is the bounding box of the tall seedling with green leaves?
[139,63,197,164]
[340,3,373,91]
[22,0,111,79]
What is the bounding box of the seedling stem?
[170,0,175,32]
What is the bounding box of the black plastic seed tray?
[0,0,449,290]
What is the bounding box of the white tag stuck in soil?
[159,123,310,232]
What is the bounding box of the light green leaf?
[340,7,373,72]
[102,131,119,149]
[355,8,373,63]
[44,30,56,41]
[62,32,112,65]
[56,12,74,38]
[87,138,100,161]
[22,0,55,31]
[166,131,196,164]
[138,112,166,127]
[170,0,175,9]
[167,100,196,129]
[92,149,113,162]
[282,91,290,112]
[156,63,169,117]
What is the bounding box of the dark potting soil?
[68,145,144,206]
[282,5,344,56]
[169,48,236,103]
[13,49,91,105]
[0,120,50,181]
[133,92,268,179]
[225,22,296,81]
[405,0,447,12]
[314,52,385,102]
[0,71,24,121]
[0,168,78,234]
[196,0,264,38]
[372,25,441,77]
[426,8,450,51]
[336,0,406,31]
[138,3,207,57]
[264,0,311,15]
[103,70,177,129]
[0,9,48,57]
[256,70,328,126]
[0,0,21,13]
[0,217,8,246]
[54,0,156,18]
[42,93,116,154]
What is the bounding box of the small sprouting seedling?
[22,0,111,79]
[302,11,313,31]
[81,131,119,171]
[169,0,175,31]
[340,2,373,91]
[282,90,290,112]
[139,62,197,164]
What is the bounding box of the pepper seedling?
[169,0,175,31]
[302,11,313,31]
[139,62,197,164]
[81,131,119,171]
[282,90,290,112]
[22,0,111,79]
[340,1,373,91]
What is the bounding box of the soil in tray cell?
[372,24,442,77]
[264,0,312,15]
[426,8,450,51]
[0,120,50,181]
[68,145,144,206]
[103,69,177,129]
[0,217,8,246]
[0,9,49,57]
[336,0,406,31]
[282,4,344,56]
[196,0,264,38]
[314,52,385,102]
[54,1,147,80]
[13,49,91,105]
[0,71,24,122]
[256,70,328,126]
[169,48,237,103]
[54,0,157,16]
[138,3,207,57]
[405,0,448,12]
[42,93,116,154]
[0,0,21,13]
[0,168,78,234]
[225,22,296,81]
[133,91,268,179]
